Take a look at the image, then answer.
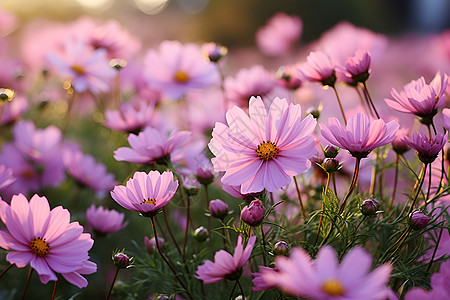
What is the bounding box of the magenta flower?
[402,131,448,164]
[320,112,399,159]
[46,40,116,94]
[252,266,278,291]
[298,51,336,86]
[104,100,154,133]
[208,199,229,220]
[340,49,371,83]
[0,165,15,192]
[110,171,178,217]
[262,246,392,299]
[143,40,220,99]
[0,194,96,288]
[209,96,317,194]
[255,12,302,57]
[114,127,191,165]
[224,65,277,108]
[195,235,256,284]
[385,72,448,125]
[405,260,450,299]
[85,205,127,235]
[241,199,265,226]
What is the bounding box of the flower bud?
[276,66,302,90]
[273,241,290,256]
[392,137,410,155]
[241,200,265,226]
[182,175,200,196]
[202,42,228,63]
[360,198,380,216]
[144,236,165,254]
[193,226,209,242]
[113,251,133,269]
[321,158,341,173]
[323,145,340,158]
[306,104,322,119]
[0,88,15,102]
[196,166,215,186]
[409,210,431,230]
[209,199,229,220]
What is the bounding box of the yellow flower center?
[256,141,279,161]
[71,64,85,74]
[30,237,50,257]
[321,278,345,296]
[174,70,189,83]
[141,198,156,205]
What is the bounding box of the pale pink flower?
[385,72,448,125]
[256,12,302,56]
[85,205,127,234]
[0,94,28,126]
[442,108,450,130]
[224,65,276,108]
[402,131,448,164]
[320,112,399,159]
[337,49,371,84]
[222,184,263,201]
[114,127,191,165]
[143,40,220,99]
[104,100,154,133]
[276,65,303,90]
[0,194,96,288]
[262,246,392,299]
[209,96,317,194]
[252,266,278,291]
[298,51,336,86]
[0,165,15,192]
[110,171,178,217]
[46,40,116,94]
[195,235,256,284]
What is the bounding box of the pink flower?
[0,7,18,36]
[255,12,302,56]
[222,184,263,201]
[208,199,229,220]
[201,42,228,63]
[114,127,191,165]
[338,49,371,84]
[143,40,220,99]
[46,40,116,94]
[320,112,399,159]
[442,108,450,130]
[298,51,336,86]
[110,171,178,217]
[104,100,154,133]
[0,165,15,192]
[209,96,317,194]
[402,131,448,164]
[0,194,96,288]
[385,72,448,125]
[405,260,450,299]
[224,65,276,108]
[0,94,28,126]
[85,205,127,234]
[252,266,278,291]
[195,235,256,284]
[276,65,303,90]
[240,200,265,226]
[262,246,392,299]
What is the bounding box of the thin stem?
[150,216,191,298]
[0,264,13,279]
[436,148,446,195]
[260,225,267,266]
[51,280,58,300]
[237,279,245,300]
[389,154,400,209]
[183,196,191,259]
[293,176,307,219]
[344,216,367,253]
[426,163,432,201]
[331,86,347,125]
[387,227,413,261]
[62,91,75,134]
[361,82,380,119]
[114,71,121,108]
[315,173,331,246]
[332,173,337,195]
[22,268,34,300]
[427,223,445,272]
[162,208,183,256]
[339,158,361,215]
[228,280,238,300]
[354,85,372,116]
[106,268,119,300]
[407,163,428,215]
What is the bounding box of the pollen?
[30,237,50,257]
[71,64,85,74]
[256,141,279,161]
[321,278,345,296]
[174,70,189,83]
[141,198,156,205]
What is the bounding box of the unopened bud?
[193,226,209,242]
[323,145,340,158]
[209,199,229,220]
[241,200,265,226]
[144,236,165,254]
[360,198,380,216]
[306,105,322,119]
[113,251,133,269]
[409,210,431,230]
[273,241,290,256]
[321,158,341,173]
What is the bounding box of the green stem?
[162,208,183,256]
[389,154,400,209]
[293,176,306,219]
[183,196,191,259]
[427,223,445,272]
[228,280,238,300]
[361,82,380,119]
[315,173,331,246]
[260,225,267,266]
[106,268,119,300]
[237,279,245,300]
[339,158,361,215]
[22,268,34,300]
[407,163,428,215]
[0,264,13,279]
[331,86,347,125]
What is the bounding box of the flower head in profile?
[104,100,154,133]
[110,171,178,217]
[209,96,317,194]
[320,112,399,159]
[298,51,336,87]
[385,71,448,125]
[114,127,191,165]
[143,40,220,99]
[402,131,448,164]
[0,194,96,288]
[338,49,371,84]
[85,205,128,235]
[262,246,392,300]
[195,235,256,284]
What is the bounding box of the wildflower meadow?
[1,2,450,299]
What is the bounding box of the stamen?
[30,237,50,257]
[71,64,85,74]
[256,141,279,161]
[174,71,189,83]
[321,278,345,296]
[141,198,156,205]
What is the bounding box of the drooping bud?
[193,226,209,242]
[209,199,229,220]
[241,200,265,226]
[409,210,431,230]
[360,198,380,216]
[273,241,290,256]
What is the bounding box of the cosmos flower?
[104,100,154,133]
[262,246,392,299]
[143,40,220,99]
[402,131,448,164]
[209,96,317,194]
[442,108,450,130]
[0,194,96,288]
[114,127,191,165]
[0,165,15,192]
[195,235,256,284]
[405,260,450,299]
[85,205,128,235]
[320,112,399,159]
[110,171,178,217]
[298,51,336,86]
[338,49,371,84]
